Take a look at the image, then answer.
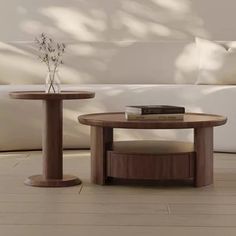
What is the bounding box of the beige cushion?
[196,37,236,85]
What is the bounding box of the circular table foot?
[24,175,82,187]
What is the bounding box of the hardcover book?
[125,105,185,115]
[125,113,184,121]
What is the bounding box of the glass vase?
[45,70,61,93]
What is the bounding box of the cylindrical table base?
[24,175,81,187]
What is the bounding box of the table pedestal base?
[24,175,81,187]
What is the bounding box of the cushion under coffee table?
[78,112,227,187]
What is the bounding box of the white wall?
[0,0,235,85]
[0,0,235,42]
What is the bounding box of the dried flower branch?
[34,33,66,92]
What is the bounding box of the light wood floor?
[1,150,236,235]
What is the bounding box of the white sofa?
[0,41,233,152]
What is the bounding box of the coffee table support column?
[194,127,213,187]
[91,126,113,185]
[43,99,63,179]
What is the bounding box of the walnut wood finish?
[194,127,214,187]
[107,141,195,180]
[9,91,95,100]
[91,127,113,185]
[78,112,227,187]
[24,174,81,187]
[79,112,227,129]
[42,100,63,179]
[10,91,95,187]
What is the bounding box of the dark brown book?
[125,105,185,115]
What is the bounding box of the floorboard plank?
[0,226,236,236]
[0,150,236,235]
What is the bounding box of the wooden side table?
[78,112,227,187]
[9,91,95,187]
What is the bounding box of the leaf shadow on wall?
[0,0,210,85]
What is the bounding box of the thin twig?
[34,33,66,93]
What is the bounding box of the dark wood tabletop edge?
[78,112,227,121]
[78,120,227,129]
[78,112,227,118]
[9,91,95,100]
[78,112,227,129]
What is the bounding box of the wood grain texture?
[79,113,227,187]
[24,174,81,187]
[194,127,214,187]
[91,126,113,185]
[9,90,95,187]
[9,91,95,100]
[127,154,194,180]
[79,112,227,129]
[42,99,63,179]
[107,141,195,180]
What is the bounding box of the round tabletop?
[9,91,95,100]
[78,112,227,129]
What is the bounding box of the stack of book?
[125,105,185,121]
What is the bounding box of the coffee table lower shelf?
[106,140,196,184]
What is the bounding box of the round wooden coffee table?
[10,91,95,187]
[78,112,227,187]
